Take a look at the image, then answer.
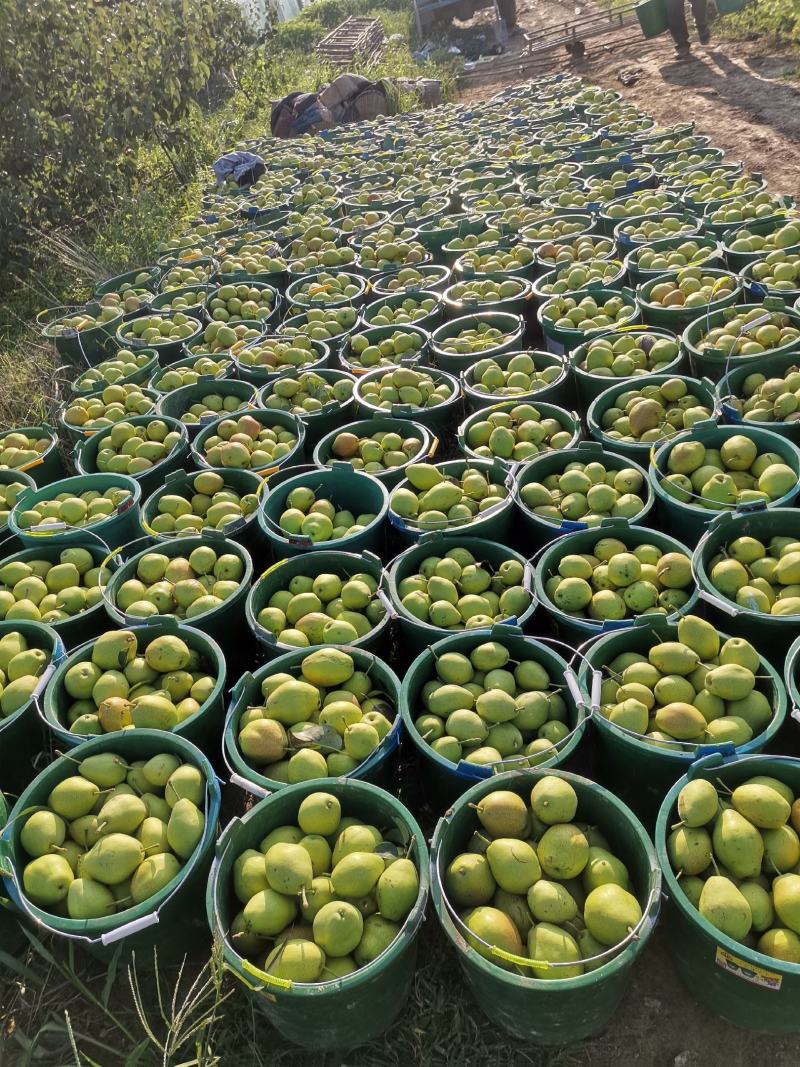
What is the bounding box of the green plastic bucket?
[624,236,724,285]
[207,777,428,1049]
[431,766,661,1042]
[257,463,388,559]
[460,350,570,411]
[0,541,119,649]
[538,287,640,355]
[649,421,800,545]
[369,265,452,296]
[722,218,800,273]
[359,290,443,333]
[184,319,267,363]
[102,528,252,637]
[0,468,36,539]
[141,467,266,551]
[682,301,800,381]
[457,400,581,467]
[741,260,800,306]
[530,260,627,310]
[0,620,65,795]
[533,518,699,645]
[149,284,208,317]
[9,474,143,551]
[41,308,125,365]
[388,457,516,545]
[94,266,161,298]
[691,507,800,655]
[60,387,159,447]
[0,729,220,961]
[313,417,437,490]
[279,312,357,358]
[716,350,800,443]
[515,441,655,548]
[159,255,217,290]
[222,644,402,797]
[637,269,743,333]
[74,413,190,499]
[786,636,800,720]
[148,350,234,393]
[41,618,227,753]
[0,790,23,953]
[353,365,461,432]
[386,533,536,658]
[429,313,526,374]
[655,752,800,1031]
[613,213,703,254]
[569,327,684,407]
[192,407,306,475]
[71,349,160,396]
[577,615,787,825]
[586,373,718,463]
[155,378,257,436]
[233,336,330,387]
[245,549,392,660]
[285,272,367,313]
[338,323,430,378]
[258,368,356,448]
[116,314,204,363]
[443,277,535,320]
[399,624,588,807]
[205,280,280,327]
[0,425,63,487]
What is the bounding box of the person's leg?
[665,0,691,55]
[691,0,710,43]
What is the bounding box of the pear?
[23,854,74,906]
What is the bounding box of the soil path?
[458,3,800,199]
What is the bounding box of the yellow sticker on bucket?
[714,946,782,990]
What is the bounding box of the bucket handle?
[0,778,215,947]
[688,752,800,780]
[697,587,740,617]
[436,861,659,973]
[19,494,137,541]
[227,772,271,799]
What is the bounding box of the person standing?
[666,0,711,58]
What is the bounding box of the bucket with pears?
[0,730,220,961]
[0,620,65,794]
[207,778,429,1049]
[399,625,591,806]
[691,507,800,657]
[430,769,661,1043]
[102,532,253,653]
[41,622,226,753]
[656,753,800,1032]
[650,423,800,545]
[223,644,402,796]
[0,542,117,648]
[576,612,787,825]
[386,534,535,660]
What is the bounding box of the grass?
[0,0,455,428]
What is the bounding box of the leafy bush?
[0,0,253,274]
[723,0,800,41]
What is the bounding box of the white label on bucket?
[739,313,772,335]
[714,947,782,990]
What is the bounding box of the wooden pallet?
[316,16,385,66]
[456,4,639,85]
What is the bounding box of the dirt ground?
[457,0,800,200]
